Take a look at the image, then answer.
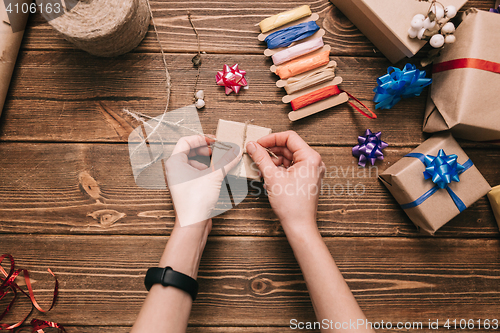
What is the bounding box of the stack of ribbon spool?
[258,5,376,121]
[258,5,348,121]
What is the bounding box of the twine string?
[128,0,276,177]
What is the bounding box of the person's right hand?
[246,131,325,236]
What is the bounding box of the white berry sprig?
[408,1,457,65]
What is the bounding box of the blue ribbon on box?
[264,21,320,49]
[400,149,473,212]
[373,64,432,109]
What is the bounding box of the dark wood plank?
[0,143,498,237]
[19,1,496,56]
[0,51,434,146]
[51,327,494,332]
[20,0,374,56]
[58,328,290,333]
[1,235,499,326]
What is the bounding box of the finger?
[196,145,212,156]
[257,131,320,165]
[257,131,309,151]
[270,155,293,168]
[189,159,209,170]
[172,135,209,156]
[212,145,243,174]
[246,141,276,176]
[282,157,292,168]
[268,146,294,161]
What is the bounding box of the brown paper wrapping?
[329,0,467,64]
[213,120,272,181]
[487,185,500,231]
[0,0,29,117]
[424,11,500,141]
[379,133,491,234]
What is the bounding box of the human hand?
[246,131,325,236]
[165,135,242,228]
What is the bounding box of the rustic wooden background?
[1,0,499,332]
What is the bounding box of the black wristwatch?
[144,267,198,301]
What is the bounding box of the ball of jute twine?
[48,0,151,57]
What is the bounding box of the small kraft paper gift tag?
[212,119,272,181]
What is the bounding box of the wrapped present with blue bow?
[379,133,491,234]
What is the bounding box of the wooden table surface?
[1,1,499,332]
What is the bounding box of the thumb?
[246,141,276,176]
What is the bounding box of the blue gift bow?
[264,21,320,49]
[400,149,473,212]
[373,64,432,110]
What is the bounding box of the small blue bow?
[402,149,473,212]
[490,5,500,13]
[373,64,432,109]
[422,149,465,189]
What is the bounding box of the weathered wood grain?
[19,0,496,56]
[1,235,499,327]
[0,143,498,237]
[43,326,495,333]
[0,51,439,145]
[20,0,373,56]
[55,327,296,333]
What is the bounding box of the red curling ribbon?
[0,254,62,332]
[290,85,377,119]
[27,319,66,333]
[433,58,500,74]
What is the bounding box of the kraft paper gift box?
[212,119,272,181]
[424,10,500,141]
[487,186,500,231]
[0,0,30,117]
[329,0,467,64]
[379,133,491,234]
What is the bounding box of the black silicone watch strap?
[144,267,198,301]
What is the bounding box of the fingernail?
[246,142,256,156]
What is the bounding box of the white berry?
[444,34,456,44]
[430,34,445,48]
[408,27,419,38]
[445,5,457,18]
[441,22,455,34]
[413,14,426,21]
[195,90,204,100]
[411,15,425,30]
[417,28,426,40]
[423,17,436,30]
[195,99,205,109]
[432,5,445,20]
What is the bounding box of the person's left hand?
[165,135,242,227]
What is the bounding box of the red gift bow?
[216,64,248,95]
[0,254,64,332]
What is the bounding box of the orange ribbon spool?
[275,50,330,80]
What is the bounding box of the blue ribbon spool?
[401,149,473,212]
[264,21,320,49]
[373,64,432,110]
